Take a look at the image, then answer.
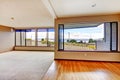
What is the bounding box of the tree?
[41,38,44,41]
[69,39,77,43]
[88,38,96,43]
[79,40,83,43]
[67,39,70,42]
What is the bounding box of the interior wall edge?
[0,25,13,32]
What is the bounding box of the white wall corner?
[41,0,57,19]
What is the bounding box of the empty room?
[0,0,120,80]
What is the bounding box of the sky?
[64,24,104,40]
[25,23,104,40]
[26,28,54,40]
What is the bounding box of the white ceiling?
[0,0,120,28]
[50,0,120,17]
[0,0,54,28]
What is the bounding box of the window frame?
[15,28,55,47]
[58,22,118,52]
[25,29,36,46]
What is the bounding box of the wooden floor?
[42,60,120,80]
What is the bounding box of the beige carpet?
[0,51,54,80]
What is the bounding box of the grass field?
[25,39,96,51]
[64,42,96,51]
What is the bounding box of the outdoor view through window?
[58,23,118,51]
[64,23,104,51]
[15,28,54,47]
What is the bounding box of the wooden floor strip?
[42,60,120,80]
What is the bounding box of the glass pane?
[48,28,54,47]
[21,30,25,46]
[63,23,107,51]
[111,22,117,51]
[37,29,47,46]
[16,30,21,46]
[26,29,36,46]
[96,23,110,51]
[58,24,64,50]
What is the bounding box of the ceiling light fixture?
[11,17,14,20]
[91,4,96,7]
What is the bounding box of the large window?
[15,30,25,46]
[48,28,55,47]
[16,30,21,46]
[26,29,36,46]
[58,22,118,51]
[21,30,26,46]
[37,29,47,46]
[15,28,54,47]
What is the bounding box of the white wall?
[0,31,14,53]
